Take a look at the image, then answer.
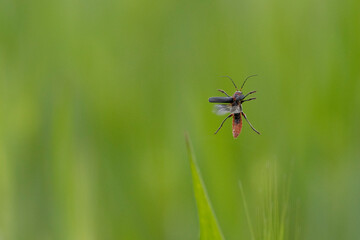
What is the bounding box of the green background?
[1,0,360,239]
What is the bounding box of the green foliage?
[256,163,290,240]
[186,137,293,240]
[0,0,360,239]
[186,134,224,240]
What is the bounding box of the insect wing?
[208,97,233,103]
[213,104,231,115]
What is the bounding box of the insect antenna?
[221,76,238,91]
[240,75,258,90]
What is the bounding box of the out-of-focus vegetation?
[0,0,360,239]
[186,134,224,240]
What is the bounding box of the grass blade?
[239,181,256,240]
[185,133,225,240]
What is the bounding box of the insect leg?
[217,89,230,97]
[243,91,256,99]
[214,114,232,134]
[241,112,260,134]
[242,97,256,103]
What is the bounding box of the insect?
[208,75,260,138]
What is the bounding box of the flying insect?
[208,75,260,138]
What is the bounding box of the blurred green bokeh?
[1,0,360,239]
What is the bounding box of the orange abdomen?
[232,113,242,138]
